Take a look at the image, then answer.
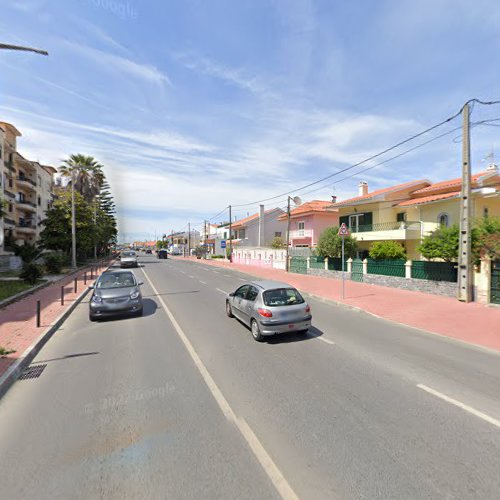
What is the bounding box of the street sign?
[338,223,350,237]
[221,240,226,249]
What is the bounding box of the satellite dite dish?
[292,196,302,206]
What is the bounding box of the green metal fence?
[289,256,308,274]
[310,256,325,269]
[351,259,363,281]
[327,257,344,271]
[367,259,406,277]
[491,261,500,305]
[411,261,458,282]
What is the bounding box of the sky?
[1,0,500,242]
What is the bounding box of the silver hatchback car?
[226,280,312,341]
[89,270,143,321]
[120,250,138,268]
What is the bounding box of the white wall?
[239,208,287,247]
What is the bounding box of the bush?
[270,236,286,249]
[369,241,406,260]
[316,227,358,258]
[43,252,65,274]
[211,254,225,259]
[418,225,459,262]
[12,243,40,264]
[20,262,43,285]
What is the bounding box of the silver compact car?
[120,250,138,268]
[226,280,312,341]
[89,270,143,321]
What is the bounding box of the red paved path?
[0,260,112,378]
[183,257,500,352]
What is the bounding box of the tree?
[473,216,500,263]
[270,236,286,249]
[418,224,459,262]
[316,226,358,258]
[369,241,406,260]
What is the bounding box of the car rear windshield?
[97,273,136,289]
[263,288,305,307]
[121,252,136,257]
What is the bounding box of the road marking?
[417,384,500,429]
[212,270,220,274]
[318,337,335,345]
[141,267,298,500]
[238,278,246,282]
[188,275,195,279]
[199,280,207,285]
[216,288,229,295]
[224,274,232,277]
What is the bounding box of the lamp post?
[285,196,302,272]
[0,43,48,56]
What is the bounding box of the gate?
[289,256,308,274]
[491,261,500,305]
[351,258,363,282]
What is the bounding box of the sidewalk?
[183,257,500,353]
[0,259,112,384]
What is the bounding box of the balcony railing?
[349,221,421,233]
[16,199,37,209]
[3,217,16,226]
[4,190,16,199]
[17,176,37,187]
[17,221,36,229]
[290,229,314,238]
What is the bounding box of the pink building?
[278,200,339,247]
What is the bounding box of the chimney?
[486,162,498,173]
[358,181,368,196]
[331,195,337,204]
[258,204,265,247]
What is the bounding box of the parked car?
[225,280,312,341]
[157,249,168,259]
[120,250,138,268]
[89,270,143,321]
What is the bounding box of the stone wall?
[308,267,457,297]
[0,254,22,271]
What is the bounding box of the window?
[223,231,227,239]
[239,229,245,239]
[263,288,305,307]
[438,213,449,227]
[396,212,406,222]
[37,196,41,206]
[234,285,250,298]
[275,231,282,237]
[8,178,13,188]
[246,286,259,301]
[8,203,13,213]
[298,221,305,236]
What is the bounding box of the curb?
[0,260,113,400]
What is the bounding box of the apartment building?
[0,121,56,253]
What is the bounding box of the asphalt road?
[0,255,499,500]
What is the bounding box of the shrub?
[12,243,40,264]
[20,262,43,285]
[43,252,65,274]
[418,225,459,262]
[270,236,286,249]
[211,254,225,259]
[316,227,358,258]
[369,241,406,260]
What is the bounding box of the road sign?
[221,240,226,249]
[338,223,350,237]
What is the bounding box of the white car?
[120,251,138,268]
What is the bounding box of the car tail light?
[305,305,311,313]
[257,308,273,318]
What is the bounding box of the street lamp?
[285,196,302,272]
[0,43,49,56]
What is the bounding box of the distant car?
[145,249,152,254]
[120,250,138,268]
[157,249,168,259]
[226,280,312,341]
[89,270,143,321]
[170,247,182,256]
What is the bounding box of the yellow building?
[330,166,500,259]
[0,121,56,251]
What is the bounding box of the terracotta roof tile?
[232,208,283,229]
[397,191,460,207]
[278,200,338,219]
[330,180,430,207]
[411,172,487,194]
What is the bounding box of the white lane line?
[188,275,195,279]
[238,278,246,282]
[417,384,500,429]
[224,274,232,277]
[216,288,229,295]
[212,270,220,274]
[199,280,207,285]
[179,270,185,274]
[318,337,335,345]
[141,268,298,500]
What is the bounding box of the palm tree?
[59,154,104,267]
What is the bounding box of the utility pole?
[285,196,291,272]
[188,222,191,256]
[458,102,472,302]
[171,229,174,247]
[228,205,232,262]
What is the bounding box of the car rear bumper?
[120,261,138,267]
[258,315,312,335]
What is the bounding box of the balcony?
[2,217,16,227]
[4,161,16,173]
[3,190,16,200]
[16,199,37,212]
[16,176,37,191]
[290,229,314,239]
[349,221,422,241]
[15,221,36,234]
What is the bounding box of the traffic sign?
[221,240,226,249]
[338,223,350,237]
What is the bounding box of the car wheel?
[135,308,143,317]
[226,300,234,318]
[251,319,264,342]
[89,314,97,322]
